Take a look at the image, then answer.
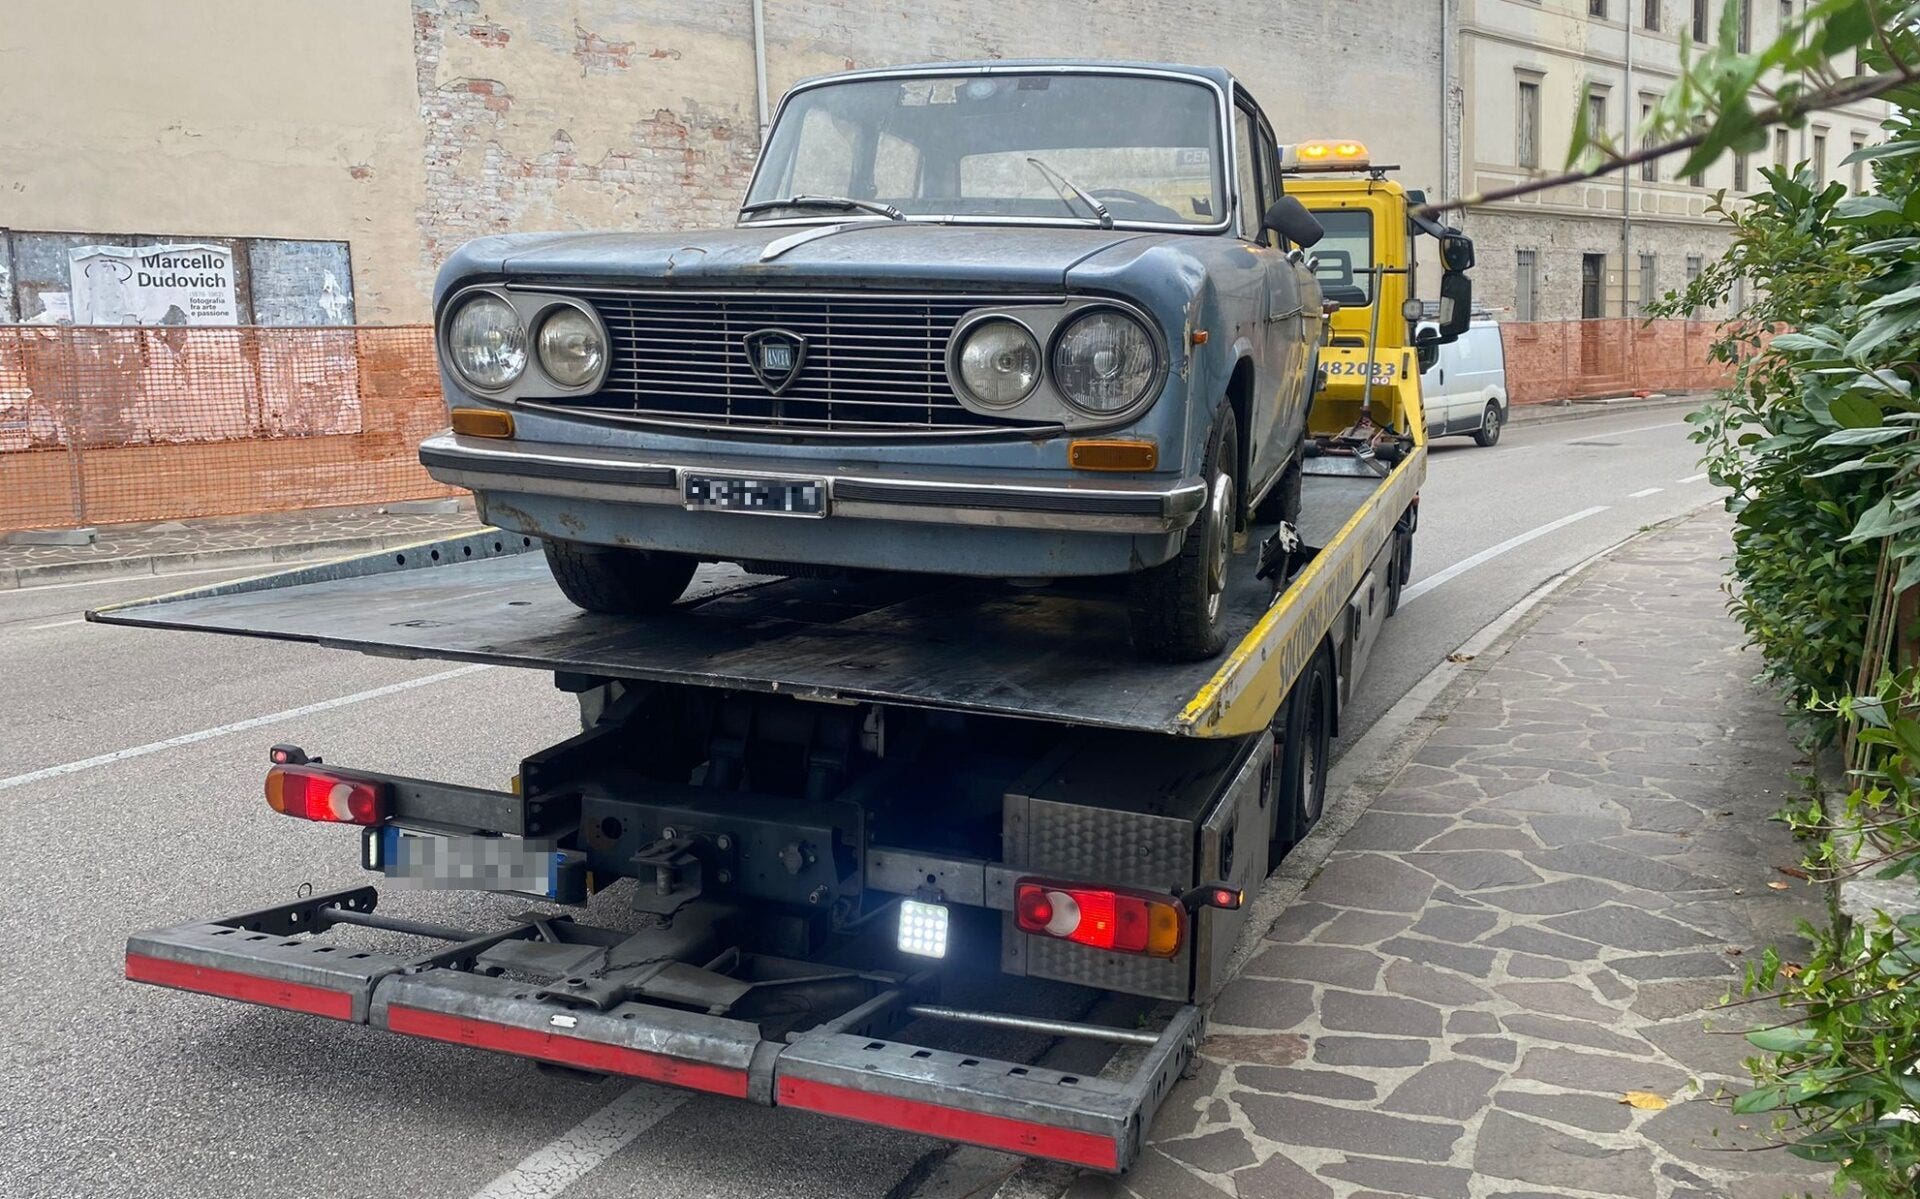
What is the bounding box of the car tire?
[1472,400,1504,447]
[1385,531,1406,617]
[1271,643,1333,854]
[543,538,698,615]
[1129,406,1239,662]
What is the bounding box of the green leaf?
[1816,426,1905,447]
[1828,393,1883,428]
[1746,1025,1824,1053]
[1732,1084,1788,1114]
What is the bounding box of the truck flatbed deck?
[91,463,1418,738]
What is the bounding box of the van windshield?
[743,73,1226,228]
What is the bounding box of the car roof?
[798,60,1239,93]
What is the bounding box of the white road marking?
[1677,472,1709,484]
[469,1086,690,1199]
[0,664,490,793]
[1605,419,1686,436]
[26,617,84,630]
[1400,506,1610,606]
[1627,486,1664,498]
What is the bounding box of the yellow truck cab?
[1281,140,1476,465]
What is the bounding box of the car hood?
[438,224,1165,302]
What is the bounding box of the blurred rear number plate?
[685,474,827,517]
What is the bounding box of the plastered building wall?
[0,1,428,324]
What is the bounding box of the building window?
[1778,0,1793,32]
[1853,134,1868,192]
[1645,0,1661,27]
[1812,131,1828,186]
[1774,127,1790,170]
[1516,250,1539,322]
[1517,80,1541,168]
[1581,253,1607,320]
[1693,0,1710,39]
[1640,99,1658,181]
[1588,90,1610,154]
[1591,0,1608,16]
[1737,0,1751,50]
[1685,255,1704,316]
[1638,253,1657,314]
[1734,151,1749,190]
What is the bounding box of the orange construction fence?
[0,326,458,532]
[1499,318,1733,406]
[0,318,1736,532]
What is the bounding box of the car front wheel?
[543,538,698,615]
[1129,407,1239,661]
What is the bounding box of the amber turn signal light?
[450,407,514,439]
[1069,439,1158,472]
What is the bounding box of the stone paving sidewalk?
[0,500,481,587]
[1086,509,1831,1199]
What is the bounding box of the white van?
[1420,318,1510,446]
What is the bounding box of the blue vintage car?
[420,61,1328,659]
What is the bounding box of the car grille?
[558,290,1054,436]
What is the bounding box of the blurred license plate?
[684,474,827,517]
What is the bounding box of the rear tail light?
[265,765,391,825]
[1014,879,1185,958]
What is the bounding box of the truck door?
[1233,100,1304,503]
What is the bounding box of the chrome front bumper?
[419,433,1207,536]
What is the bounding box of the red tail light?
[1013,879,1185,957]
[265,765,390,825]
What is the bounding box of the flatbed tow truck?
[90,144,1466,1174]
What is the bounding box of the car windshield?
[743,72,1226,227]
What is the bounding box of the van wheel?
[1271,645,1334,854]
[1473,401,1504,447]
[1130,407,1238,661]
[543,539,698,614]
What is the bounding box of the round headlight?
[1052,309,1158,415]
[537,306,606,388]
[447,295,527,390]
[954,319,1041,407]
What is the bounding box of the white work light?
[897,899,950,958]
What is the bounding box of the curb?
[0,529,488,591]
[1510,392,1706,428]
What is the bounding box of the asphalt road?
[0,402,1717,1199]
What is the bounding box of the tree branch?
[1413,65,1917,221]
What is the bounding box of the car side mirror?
[1263,197,1324,249]
[1439,232,1475,273]
[1436,272,1473,344]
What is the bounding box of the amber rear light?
[1068,440,1158,472]
[450,407,514,439]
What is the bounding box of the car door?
[1231,97,1303,503]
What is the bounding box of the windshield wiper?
[739,194,905,221]
[1025,157,1112,228]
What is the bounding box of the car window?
[1255,115,1281,248]
[746,73,1225,225]
[1232,106,1261,241]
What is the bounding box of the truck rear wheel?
[1272,645,1333,853]
[1129,407,1238,662]
[542,538,698,615]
